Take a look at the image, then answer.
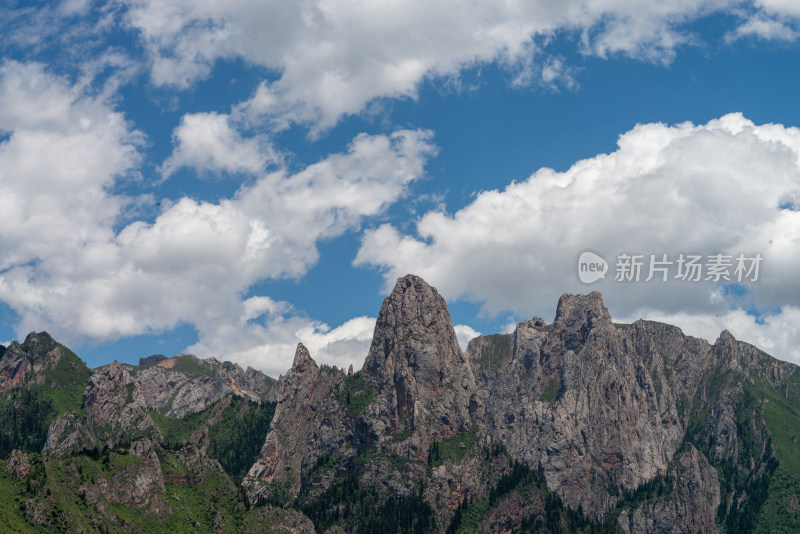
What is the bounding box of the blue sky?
[1,1,800,376]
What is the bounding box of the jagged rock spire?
[362,274,479,438]
[292,343,317,373]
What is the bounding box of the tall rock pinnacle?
[362,274,479,441]
[243,343,349,502]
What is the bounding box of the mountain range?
[1,274,799,533]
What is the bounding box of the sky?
[1,1,800,377]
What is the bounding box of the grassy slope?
[150,396,276,485]
[0,344,92,459]
[0,448,306,534]
[753,369,800,533]
[31,345,92,415]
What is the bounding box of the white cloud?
[120,0,736,130]
[454,324,482,352]
[725,0,800,43]
[727,14,798,42]
[755,0,800,18]
[186,301,377,377]
[0,60,142,273]
[0,61,437,374]
[356,113,800,365]
[161,112,277,178]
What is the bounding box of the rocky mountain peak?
[0,330,83,393]
[362,274,479,440]
[550,291,614,353]
[244,343,348,502]
[553,290,610,326]
[19,331,64,373]
[291,343,317,374]
[83,361,138,424]
[21,331,57,352]
[363,274,463,375]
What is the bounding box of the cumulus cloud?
[161,112,278,178]
[119,0,736,129]
[186,303,377,377]
[0,61,437,375]
[726,0,800,43]
[755,0,800,18]
[454,324,482,352]
[356,114,800,364]
[0,60,142,272]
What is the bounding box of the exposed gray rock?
[361,274,481,452]
[471,292,712,519]
[132,354,275,417]
[0,331,66,393]
[43,362,159,456]
[618,445,720,534]
[42,410,98,457]
[0,351,31,393]
[234,504,317,533]
[124,438,166,508]
[243,344,352,503]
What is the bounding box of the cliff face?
[470,292,713,518]
[0,334,302,532]
[43,361,160,457]
[244,343,351,503]
[241,275,800,532]
[361,274,480,441]
[132,354,275,417]
[0,332,89,394]
[2,275,800,533]
[244,276,501,528]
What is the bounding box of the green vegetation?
[206,397,276,484]
[342,371,375,416]
[447,458,609,534]
[751,371,800,533]
[539,377,560,403]
[0,460,41,533]
[472,334,513,370]
[360,447,412,473]
[309,454,337,477]
[0,388,57,459]
[151,396,276,485]
[169,356,216,379]
[0,447,253,533]
[26,345,91,416]
[428,428,480,468]
[300,470,436,533]
[602,470,675,529]
[149,404,217,446]
[682,362,800,534]
[389,427,414,443]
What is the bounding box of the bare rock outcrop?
[133,354,275,417]
[243,344,351,503]
[5,449,31,478]
[0,331,67,393]
[618,445,721,533]
[43,362,159,456]
[472,292,712,519]
[361,274,481,454]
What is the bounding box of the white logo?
[578,251,608,284]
